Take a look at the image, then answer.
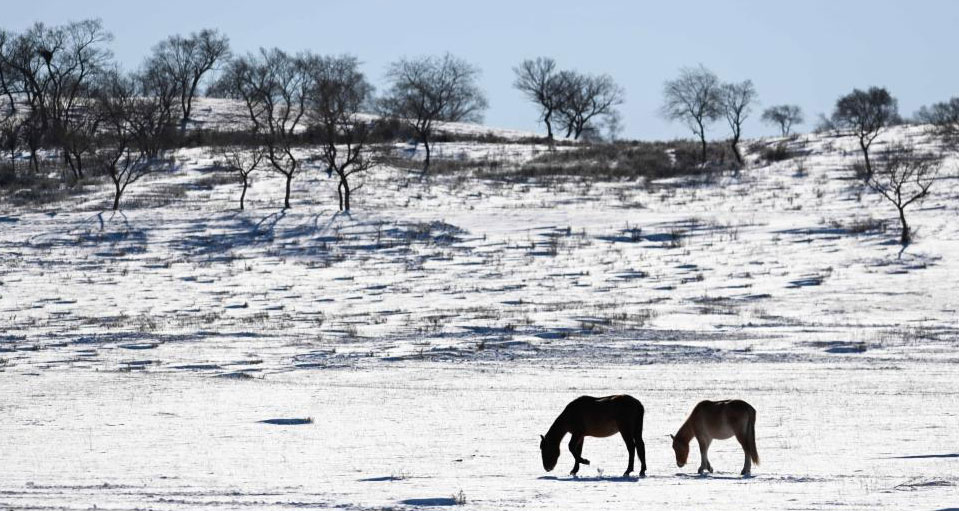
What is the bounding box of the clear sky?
[6,0,959,140]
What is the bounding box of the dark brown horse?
[540,395,646,477]
[671,399,759,476]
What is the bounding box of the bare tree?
[380,53,488,172]
[0,29,46,170]
[916,98,959,148]
[719,80,757,166]
[0,29,17,117]
[0,20,113,176]
[831,87,898,178]
[866,145,941,246]
[0,115,20,165]
[306,55,376,212]
[555,71,624,140]
[128,69,181,158]
[59,99,102,180]
[217,48,310,209]
[513,57,568,144]
[662,65,721,164]
[212,144,264,210]
[761,105,803,136]
[93,70,175,210]
[20,111,44,171]
[140,52,183,132]
[149,29,230,129]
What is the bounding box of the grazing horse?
[671,399,759,476]
[540,395,647,477]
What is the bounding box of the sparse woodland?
[0,20,955,227]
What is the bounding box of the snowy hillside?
[1,116,957,510]
[186,96,543,140]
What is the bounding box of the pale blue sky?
[7,0,959,140]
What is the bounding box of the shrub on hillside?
[513,140,735,181]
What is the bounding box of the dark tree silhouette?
[217,48,311,209]
[0,115,21,164]
[0,29,17,117]
[213,144,264,210]
[761,105,803,136]
[379,53,487,172]
[555,71,624,140]
[0,20,113,175]
[149,29,230,129]
[662,65,721,164]
[719,80,757,166]
[306,54,376,212]
[831,87,898,178]
[513,57,568,144]
[93,70,175,210]
[916,98,959,148]
[866,145,941,246]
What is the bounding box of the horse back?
[565,395,644,436]
[692,399,755,437]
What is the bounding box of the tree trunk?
[860,139,872,180]
[544,108,554,146]
[113,181,122,211]
[700,135,708,165]
[342,177,351,211]
[730,136,743,166]
[337,181,343,211]
[1,82,15,115]
[573,121,584,140]
[30,151,39,172]
[283,173,292,209]
[898,207,910,245]
[65,150,83,180]
[423,138,431,172]
[240,179,248,210]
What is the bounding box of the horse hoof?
[639,471,646,478]
[623,471,632,478]
[581,459,590,465]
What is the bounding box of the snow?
[1,115,958,509]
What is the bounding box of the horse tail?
[746,408,760,465]
[634,401,645,440]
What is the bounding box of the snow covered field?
[1,362,956,510]
[1,121,958,509]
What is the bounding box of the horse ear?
[669,434,675,440]
[540,434,545,442]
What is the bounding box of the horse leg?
[619,429,635,477]
[568,434,588,475]
[697,437,713,475]
[634,416,647,477]
[735,431,752,476]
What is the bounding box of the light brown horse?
[671,399,759,476]
[540,395,646,477]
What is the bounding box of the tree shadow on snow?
[399,497,458,506]
[888,453,959,459]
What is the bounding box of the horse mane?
[544,408,569,446]
[674,414,695,443]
